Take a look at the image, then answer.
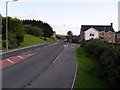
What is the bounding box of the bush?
[81,39,120,88]
[2,17,25,49]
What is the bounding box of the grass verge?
[0,44,2,50]
[73,47,110,88]
[20,34,58,47]
[0,40,2,50]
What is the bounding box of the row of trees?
[81,39,120,88]
[22,20,53,38]
[2,17,54,49]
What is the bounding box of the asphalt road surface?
[2,41,79,88]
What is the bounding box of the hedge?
[81,39,120,88]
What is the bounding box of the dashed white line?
[17,56,24,59]
[7,59,14,63]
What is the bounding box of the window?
[108,31,112,37]
[101,31,105,37]
[101,32,104,36]
[90,33,94,36]
[108,33,111,37]
[102,33,104,36]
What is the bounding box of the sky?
[0,0,119,35]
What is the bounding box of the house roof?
[81,25,115,32]
[116,31,120,34]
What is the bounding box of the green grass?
[20,34,58,47]
[0,40,2,50]
[46,38,56,42]
[73,47,110,88]
[0,44,2,50]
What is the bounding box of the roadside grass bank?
[0,40,2,50]
[20,34,58,47]
[0,44,2,50]
[73,48,110,88]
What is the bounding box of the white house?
[80,23,115,43]
[84,27,99,40]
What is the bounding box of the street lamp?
[6,0,18,50]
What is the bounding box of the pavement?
[2,41,80,88]
[1,42,50,60]
[1,43,50,55]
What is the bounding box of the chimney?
[111,23,113,27]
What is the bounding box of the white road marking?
[64,44,69,48]
[17,56,24,59]
[64,45,66,48]
[52,48,64,64]
[71,61,78,89]
[52,53,61,64]
[7,59,14,63]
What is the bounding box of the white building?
[84,27,99,40]
[80,23,115,43]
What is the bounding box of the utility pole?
[6,1,8,50]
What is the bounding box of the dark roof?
[116,31,120,34]
[81,25,115,32]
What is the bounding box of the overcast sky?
[0,0,119,35]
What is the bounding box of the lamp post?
[6,0,18,50]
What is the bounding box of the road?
[2,41,79,88]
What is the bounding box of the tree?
[67,31,73,42]
[67,31,73,36]
[2,17,25,48]
[22,20,54,38]
[42,23,54,38]
[24,25,43,37]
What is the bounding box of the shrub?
[81,39,120,88]
[2,17,25,49]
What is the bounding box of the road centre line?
[7,59,14,64]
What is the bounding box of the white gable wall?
[85,27,99,40]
